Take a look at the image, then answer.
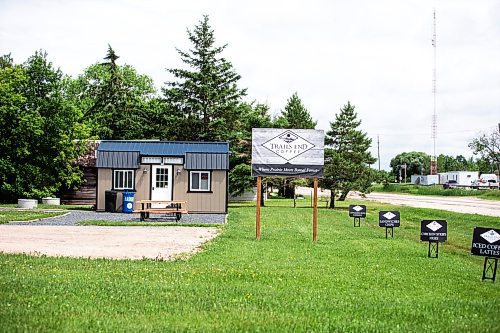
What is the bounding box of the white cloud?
[0,0,498,170]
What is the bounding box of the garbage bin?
[105,190,117,212]
[122,191,135,213]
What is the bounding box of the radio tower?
[430,9,438,175]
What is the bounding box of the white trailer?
[440,171,478,186]
[411,175,439,185]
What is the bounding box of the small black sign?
[349,205,366,218]
[471,227,500,258]
[379,211,401,227]
[420,220,447,242]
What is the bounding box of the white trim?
[190,171,211,191]
[114,170,134,190]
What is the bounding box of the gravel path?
[7,210,226,226]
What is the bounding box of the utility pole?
[430,9,438,175]
[377,135,381,171]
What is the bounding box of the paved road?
[354,192,500,217]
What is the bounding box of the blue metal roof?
[97,141,229,156]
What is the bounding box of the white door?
[151,165,172,207]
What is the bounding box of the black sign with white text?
[471,227,500,258]
[378,211,400,227]
[349,205,367,218]
[420,220,447,242]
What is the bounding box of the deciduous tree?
[0,51,88,201]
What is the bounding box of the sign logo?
[480,229,500,244]
[382,212,396,220]
[426,221,442,232]
[352,205,363,212]
[262,130,315,161]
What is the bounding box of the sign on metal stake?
[471,227,500,282]
[379,211,400,239]
[349,205,366,227]
[421,220,447,258]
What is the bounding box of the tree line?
[2,15,496,203]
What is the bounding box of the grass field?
[373,183,500,200]
[0,210,65,224]
[1,199,499,332]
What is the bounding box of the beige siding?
[134,165,151,203]
[97,169,112,211]
[97,166,151,211]
[98,165,226,213]
[173,166,227,213]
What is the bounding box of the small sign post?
[420,220,448,258]
[471,227,500,282]
[379,211,400,238]
[349,205,366,227]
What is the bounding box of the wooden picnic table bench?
[133,200,188,221]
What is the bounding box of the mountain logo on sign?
[352,205,363,212]
[480,229,500,244]
[382,212,396,220]
[262,130,315,161]
[426,221,442,232]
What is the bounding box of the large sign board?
[379,211,400,227]
[349,205,367,218]
[471,227,500,258]
[420,220,447,242]
[251,128,324,178]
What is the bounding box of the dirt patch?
[0,225,219,260]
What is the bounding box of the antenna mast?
[430,9,438,175]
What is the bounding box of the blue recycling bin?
[122,191,135,213]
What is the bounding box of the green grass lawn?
[0,204,94,210]
[373,183,500,200]
[1,199,499,332]
[0,210,65,224]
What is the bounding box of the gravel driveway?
[0,225,218,260]
[7,210,226,226]
[1,210,224,260]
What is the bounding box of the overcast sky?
[1,0,499,170]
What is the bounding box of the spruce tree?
[322,101,376,207]
[163,15,246,141]
[276,92,316,129]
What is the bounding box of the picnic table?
[133,200,188,221]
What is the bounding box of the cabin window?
[114,170,134,190]
[189,171,211,192]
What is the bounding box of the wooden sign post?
[313,177,318,242]
[256,176,261,240]
[251,128,324,242]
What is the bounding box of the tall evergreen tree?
[163,15,247,141]
[321,102,375,208]
[75,45,156,139]
[276,92,316,129]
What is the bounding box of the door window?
[155,168,169,188]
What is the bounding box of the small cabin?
[95,140,229,213]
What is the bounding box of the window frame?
[113,169,135,190]
[189,170,212,192]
